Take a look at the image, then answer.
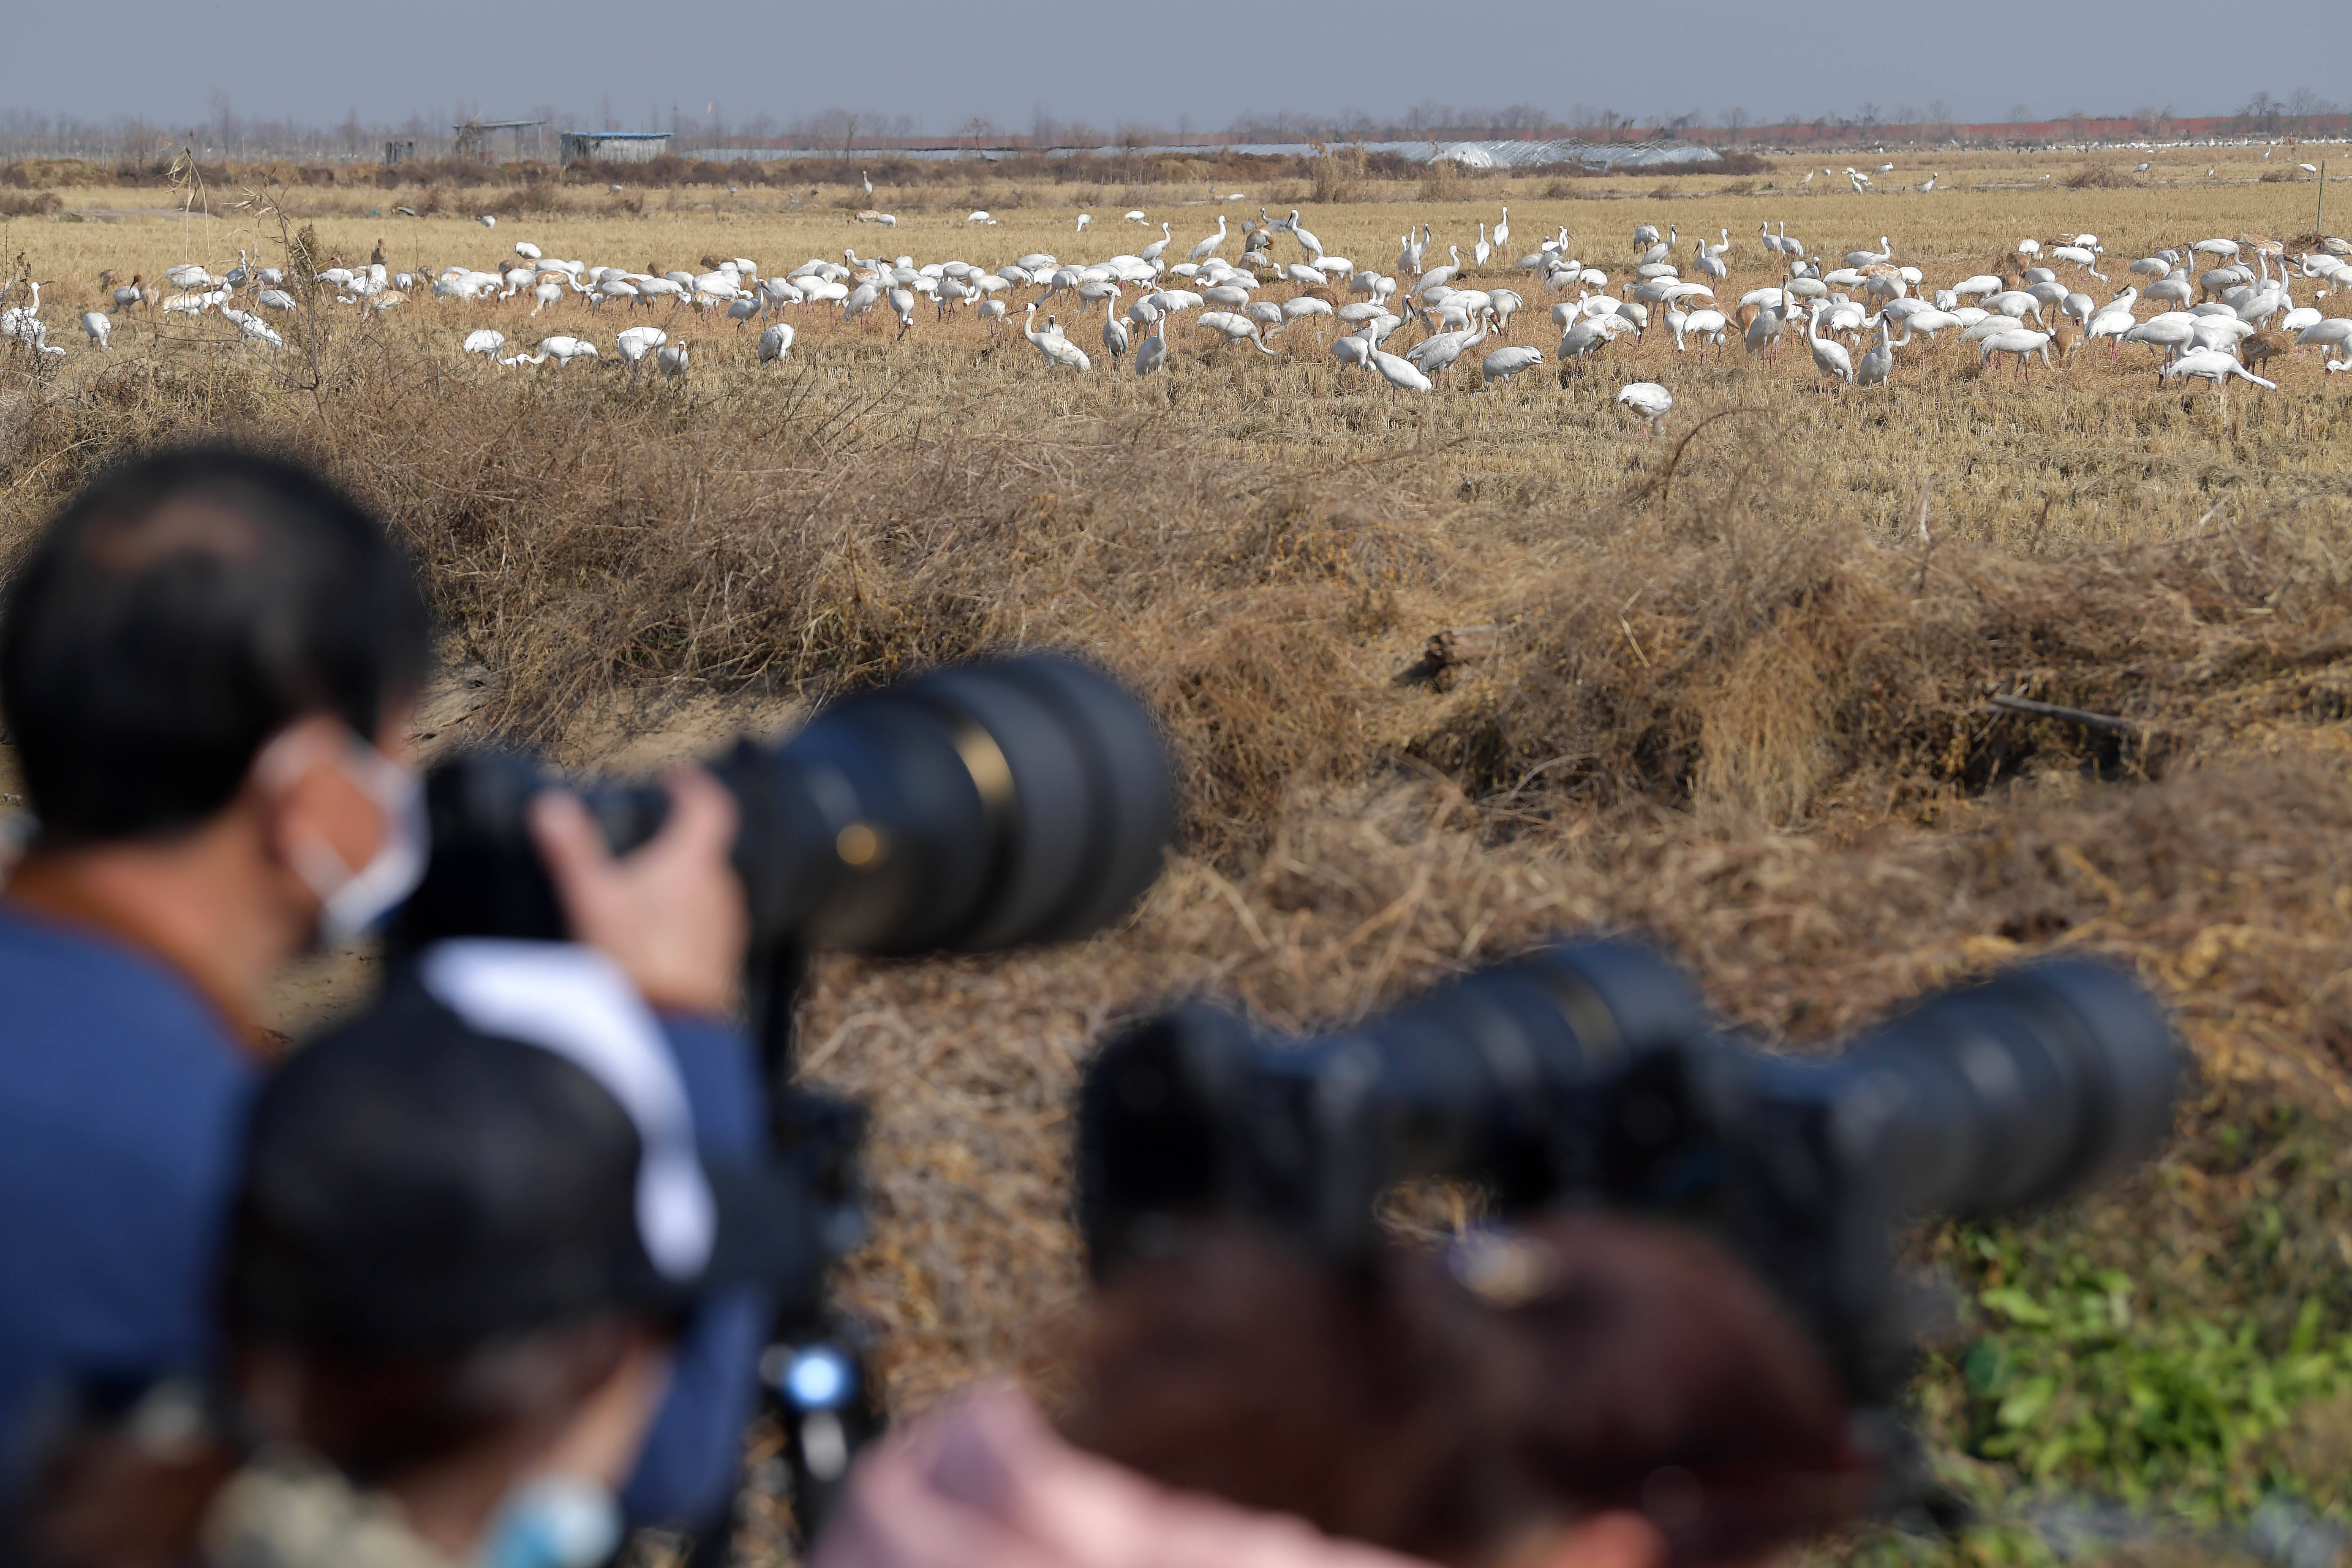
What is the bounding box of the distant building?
[560,131,675,166]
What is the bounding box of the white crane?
[1102,296,1130,363]
[1408,321,1488,382]
[1560,313,1633,366]
[1189,216,1229,264]
[2296,318,2352,357]
[462,328,506,357]
[1368,338,1433,394]
[1615,381,1673,432]
[1980,327,2053,381]
[2086,287,2140,353]
[758,322,796,364]
[1416,247,1465,293]
[536,335,599,367]
[1076,213,1092,234]
[222,308,283,349]
[1493,206,1511,252]
[1285,210,1323,259]
[2121,313,2198,360]
[657,343,689,379]
[1473,223,1491,271]
[79,311,110,351]
[1481,345,1543,386]
[1141,223,1173,264]
[1856,319,1894,387]
[1806,300,1854,387]
[615,324,668,369]
[1198,310,1279,356]
[1023,304,1093,370]
[2161,349,2275,390]
[1135,316,1169,376]
[1672,307,1728,354]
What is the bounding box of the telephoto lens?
[1077,940,1712,1271]
[393,652,1177,962]
[1726,961,2184,1223]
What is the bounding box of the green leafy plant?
[1927,1231,2352,1524]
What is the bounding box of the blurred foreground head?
[1072,1217,1867,1568]
[208,942,819,1564]
[2,445,428,844]
[816,1217,1866,1568]
[0,446,434,1013]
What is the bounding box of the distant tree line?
[4,89,2347,165]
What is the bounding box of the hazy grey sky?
[6,0,2349,136]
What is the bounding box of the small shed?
[560,131,675,165]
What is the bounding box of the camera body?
[392,652,1180,1541]
[1077,940,2183,1419]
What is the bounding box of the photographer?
[814,1217,1871,1568]
[0,447,762,1531]
[99,939,813,1568]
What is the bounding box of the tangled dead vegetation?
[1424,455,2352,825]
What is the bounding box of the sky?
[6,0,2350,138]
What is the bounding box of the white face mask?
[479,1475,622,1568]
[259,726,430,944]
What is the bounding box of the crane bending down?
[2160,350,2276,391]
[1481,345,1544,386]
[1197,310,1279,356]
[1368,338,1432,394]
[1616,381,1673,434]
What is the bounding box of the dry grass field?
[7,142,2352,1558]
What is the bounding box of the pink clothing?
[811,1383,1435,1568]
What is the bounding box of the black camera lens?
[1793,961,2183,1221]
[394,653,1176,961]
[1078,940,1712,1269]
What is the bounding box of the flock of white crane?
[8,203,2352,425]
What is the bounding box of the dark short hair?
[0,446,430,841]
[223,984,653,1480]
[1067,1217,1870,1568]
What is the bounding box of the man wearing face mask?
[0,446,762,1536]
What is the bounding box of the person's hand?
[528,767,746,1017]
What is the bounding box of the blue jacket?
[0,904,762,1527]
